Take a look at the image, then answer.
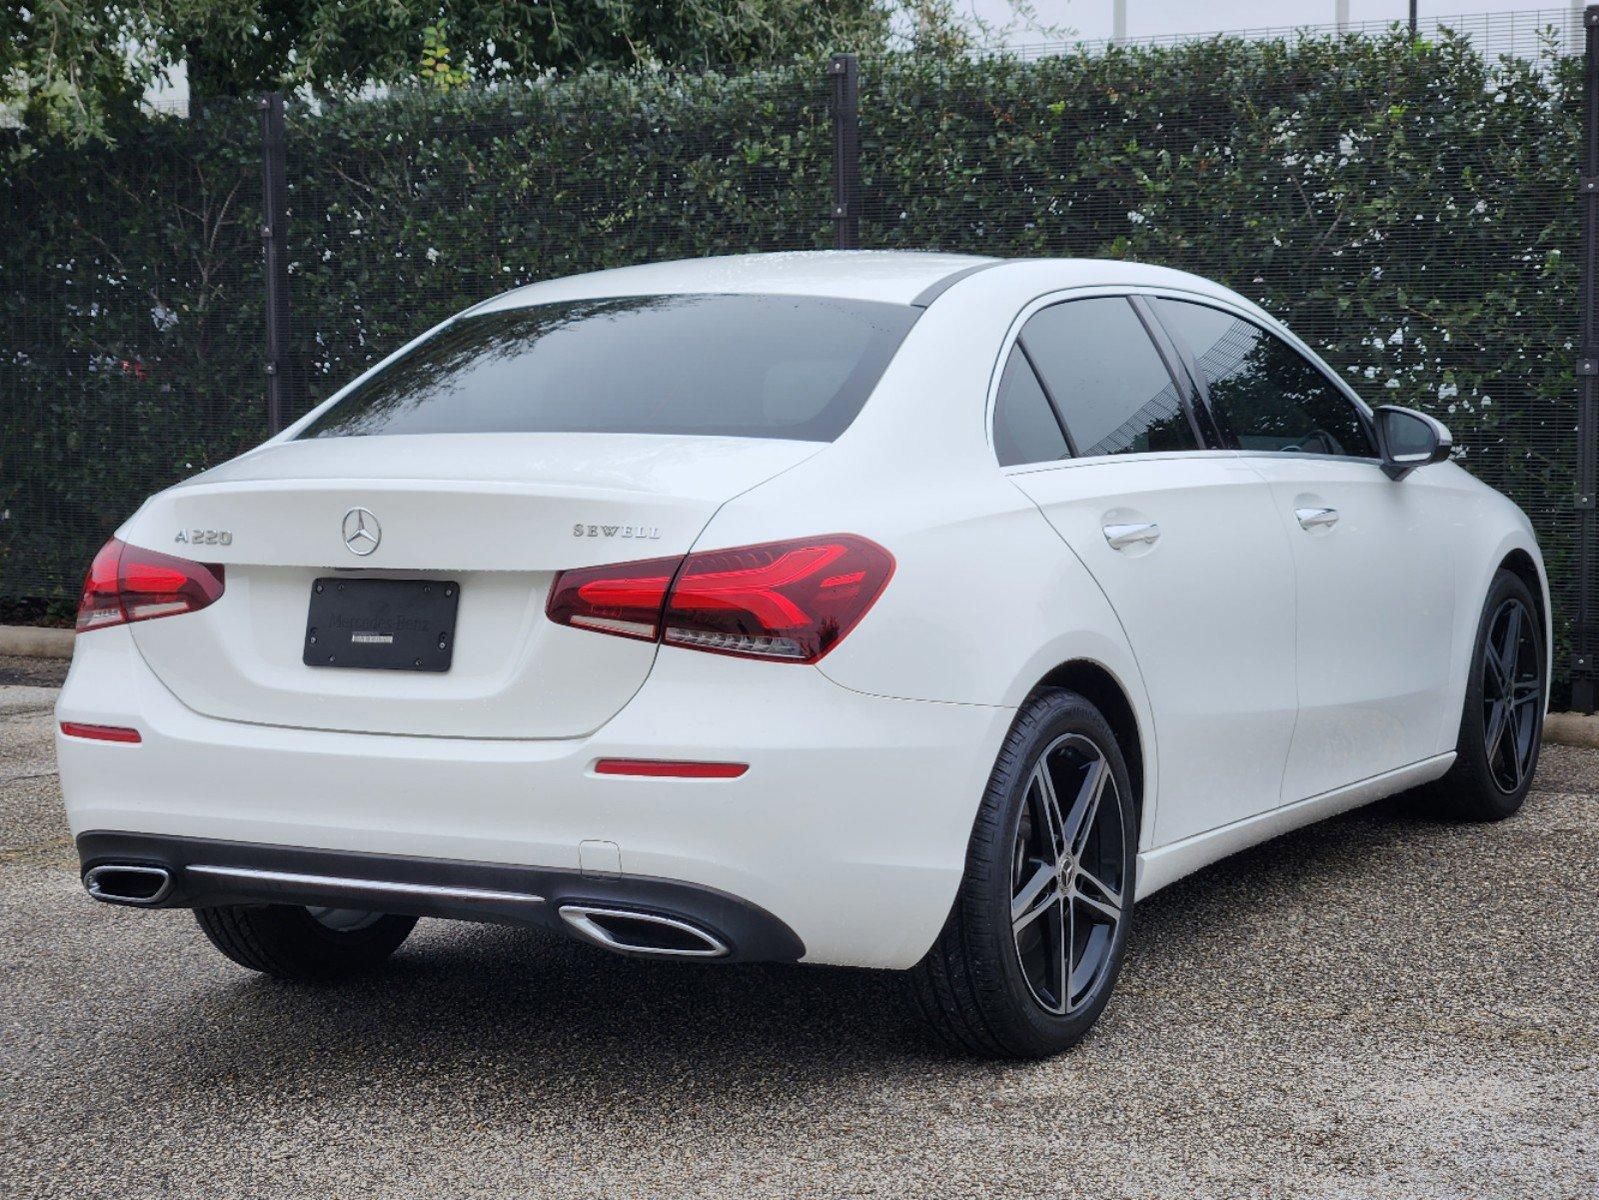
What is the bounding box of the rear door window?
[993,346,1070,466]
[1154,299,1376,457]
[1018,298,1200,456]
[299,294,921,442]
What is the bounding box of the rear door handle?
[1103,521,1161,550]
[1295,506,1339,530]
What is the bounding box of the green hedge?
[0,29,1583,683]
[0,101,267,606]
[281,67,835,418]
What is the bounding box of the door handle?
[1295,506,1339,530]
[1103,521,1161,551]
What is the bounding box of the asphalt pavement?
[2,665,1595,1198]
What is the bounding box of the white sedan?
[57,252,1548,1057]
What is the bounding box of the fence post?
[829,53,860,250]
[259,92,294,434]
[1576,7,1599,712]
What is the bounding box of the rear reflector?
[76,538,225,634]
[593,759,748,779]
[59,722,142,744]
[547,534,894,664]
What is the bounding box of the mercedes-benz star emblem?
[342,507,381,556]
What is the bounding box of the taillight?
[546,535,894,664]
[545,553,679,642]
[75,538,225,634]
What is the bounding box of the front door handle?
[1103,521,1161,551]
[1295,506,1339,530]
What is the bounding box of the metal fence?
[1,8,1594,707]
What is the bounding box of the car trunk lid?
[120,433,819,738]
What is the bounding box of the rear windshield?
[298,293,921,442]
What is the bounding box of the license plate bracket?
[304,578,460,672]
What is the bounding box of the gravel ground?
[2,682,1595,1199]
[0,654,69,688]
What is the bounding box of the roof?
[473,251,998,311]
[469,250,1258,318]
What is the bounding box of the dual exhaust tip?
[82,863,729,959]
[557,905,729,958]
[83,864,173,906]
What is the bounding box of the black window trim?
[1013,338,1080,459]
[1125,295,1216,450]
[1141,292,1381,463]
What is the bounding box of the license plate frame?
[303,577,460,672]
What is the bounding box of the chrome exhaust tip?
[83,864,174,906]
[558,904,729,959]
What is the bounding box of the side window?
[1019,298,1198,456]
[993,346,1069,466]
[1155,298,1376,458]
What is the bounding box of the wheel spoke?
[1062,755,1109,859]
[1483,638,1509,695]
[1011,862,1058,932]
[1500,605,1524,677]
[1505,703,1528,789]
[1057,889,1073,1013]
[1072,880,1122,924]
[1485,699,1510,767]
[1032,762,1068,864]
[1074,863,1123,919]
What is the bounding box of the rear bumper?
[76,831,805,962]
[57,625,1012,968]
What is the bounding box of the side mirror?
[1374,405,1452,480]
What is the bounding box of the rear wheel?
[1429,569,1544,821]
[909,688,1135,1058]
[195,904,417,981]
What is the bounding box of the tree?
[2,2,157,143]
[3,0,895,144]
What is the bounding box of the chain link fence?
[1,9,1592,701]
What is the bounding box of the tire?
[1428,568,1545,822]
[194,904,417,982]
[908,687,1137,1058]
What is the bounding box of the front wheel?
[1428,568,1545,822]
[908,688,1136,1058]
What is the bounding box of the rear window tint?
[1019,297,1198,456]
[299,294,921,442]
[993,346,1069,466]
